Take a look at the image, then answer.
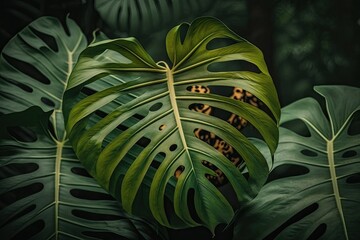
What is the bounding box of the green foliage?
[63,16,280,233]
[233,85,360,240]
[0,16,167,240]
[274,1,360,105]
[94,0,215,37]
[0,16,87,114]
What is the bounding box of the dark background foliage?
[1,0,359,107]
[0,0,359,239]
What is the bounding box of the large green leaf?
[233,85,360,239]
[0,16,167,239]
[64,17,280,232]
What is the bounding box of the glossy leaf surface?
[64,17,280,232]
[234,85,360,240]
[0,16,167,240]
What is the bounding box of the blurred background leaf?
[1,0,359,107]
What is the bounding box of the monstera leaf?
[0,108,166,239]
[234,85,360,239]
[94,0,215,37]
[0,16,167,239]
[64,17,280,232]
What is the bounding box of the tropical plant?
[233,85,360,240]
[63,16,280,233]
[0,16,167,240]
[3,3,358,239]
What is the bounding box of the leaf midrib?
[53,33,83,240]
[301,102,357,239]
[325,106,357,240]
[162,62,192,165]
[327,140,349,240]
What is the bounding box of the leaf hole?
[82,231,129,240]
[3,53,50,85]
[97,112,148,149]
[187,188,202,224]
[0,148,16,159]
[136,136,151,148]
[346,173,360,184]
[71,167,92,178]
[164,195,174,225]
[81,86,97,96]
[202,160,219,183]
[70,189,114,200]
[281,119,311,137]
[159,124,166,131]
[7,126,37,142]
[12,81,33,93]
[179,23,189,45]
[264,203,319,240]
[29,26,58,52]
[0,163,38,180]
[151,152,166,170]
[186,85,210,94]
[206,37,238,50]
[307,223,327,240]
[174,165,185,178]
[2,204,36,229]
[267,164,309,183]
[347,111,360,136]
[342,150,357,158]
[95,109,108,119]
[41,97,55,107]
[10,220,45,240]
[301,149,318,157]
[72,210,124,221]
[169,144,177,151]
[194,129,244,186]
[188,103,212,115]
[47,119,57,139]
[207,60,261,73]
[59,19,71,36]
[0,183,43,211]
[149,102,163,112]
[189,98,261,133]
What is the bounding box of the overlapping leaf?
[234,85,360,240]
[0,16,166,239]
[64,17,280,232]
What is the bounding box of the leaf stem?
[54,140,64,240]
